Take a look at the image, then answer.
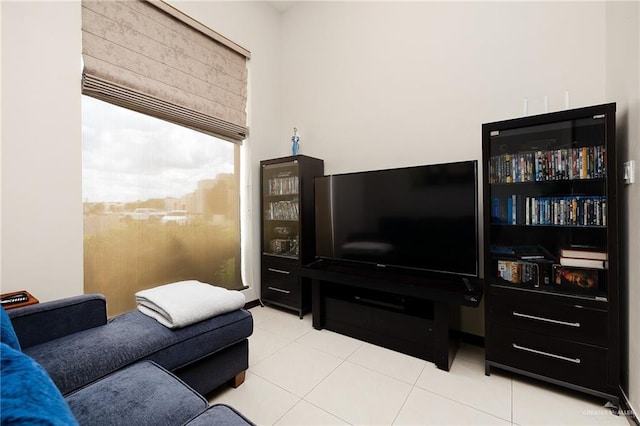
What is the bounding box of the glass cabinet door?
[262,161,300,259]
[487,114,609,299]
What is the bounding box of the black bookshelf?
[482,103,620,405]
[260,155,324,318]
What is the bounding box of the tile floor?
[208,306,631,425]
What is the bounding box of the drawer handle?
[513,311,580,328]
[267,268,290,275]
[268,286,291,294]
[512,343,581,364]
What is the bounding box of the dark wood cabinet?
[301,262,483,371]
[260,155,324,318]
[482,103,620,405]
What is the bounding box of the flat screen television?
[314,160,479,278]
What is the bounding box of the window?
[83,95,241,317]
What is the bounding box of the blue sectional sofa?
[1,294,254,425]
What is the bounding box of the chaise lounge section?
[1,293,254,425]
[7,293,253,396]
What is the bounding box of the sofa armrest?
[7,294,107,349]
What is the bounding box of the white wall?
[279,2,606,172]
[0,1,282,303]
[1,1,83,301]
[278,1,608,336]
[605,0,640,417]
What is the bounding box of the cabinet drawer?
[491,291,608,347]
[489,323,609,393]
[262,259,299,306]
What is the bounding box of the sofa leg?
[230,371,246,388]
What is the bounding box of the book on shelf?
[559,256,607,269]
[560,247,607,261]
[491,195,525,225]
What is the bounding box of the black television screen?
[314,160,479,277]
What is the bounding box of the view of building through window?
[82,96,241,317]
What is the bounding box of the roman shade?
[81,0,250,142]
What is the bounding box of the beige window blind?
[81,0,250,142]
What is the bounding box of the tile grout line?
[389,361,430,424]
[390,382,418,425]
[242,369,302,425]
[251,323,352,424]
[414,384,514,424]
[299,356,354,425]
[300,351,349,401]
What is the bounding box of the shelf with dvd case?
[260,155,324,318]
[482,103,620,406]
[490,194,607,227]
[488,146,606,184]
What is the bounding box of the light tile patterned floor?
[208,306,631,426]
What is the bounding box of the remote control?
[462,278,474,293]
[1,292,29,305]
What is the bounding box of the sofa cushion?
[65,361,207,426]
[0,342,78,425]
[184,404,255,426]
[25,308,252,395]
[1,307,21,351]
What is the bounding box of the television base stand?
[301,262,483,371]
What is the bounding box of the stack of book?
[549,247,606,294]
[559,247,607,269]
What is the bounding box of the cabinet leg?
[604,401,619,415]
[485,363,491,376]
[311,279,323,330]
[433,302,450,371]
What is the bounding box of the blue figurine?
[291,127,300,155]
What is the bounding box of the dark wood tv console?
[300,261,483,371]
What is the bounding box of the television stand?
[301,262,482,371]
